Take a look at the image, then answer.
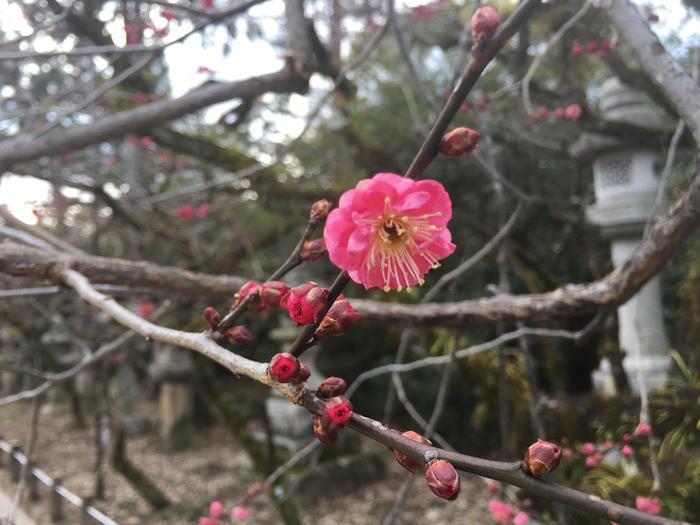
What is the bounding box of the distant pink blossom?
[514,512,530,525]
[140,136,155,149]
[488,500,514,525]
[621,445,633,457]
[324,172,455,292]
[635,496,660,515]
[197,65,216,74]
[585,453,603,469]
[201,0,214,7]
[232,506,250,520]
[634,423,652,436]
[137,299,156,318]
[208,501,223,519]
[199,518,218,525]
[177,203,195,219]
[564,103,582,121]
[196,203,211,218]
[581,442,596,455]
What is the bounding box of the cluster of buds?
[471,6,500,44]
[530,103,582,124]
[177,202,210,219]
[571,39,612,60]
[312,377,352,445]
[439,127,481,157]
[576,432,640,469]
[199,500,250,524]
[522,439,562,477]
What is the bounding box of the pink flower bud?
[489,500,514,525]
[585,452,603,469]
[280,282,329,325]
[313,414,339,445]
[300,238,326,261]
[324,396,353,427]
[621,445,633,457]
[564,103,582,121]
[571,40,584,57]
[226,325,254,346]
[203,307,221,329]
[232,505,251,520]
[310,199,332,221]
[470,6,500,43]
[260,281,290,309]
[314,299,361,339]
[581,442,596,455]
[232,281,262,312]
[317,376,348,398]
[196,203,210,218]
[635,496,660,515]
[268,352,300,383]
[522,439,562,477]
[177,203,195,219]
[293,362,311,383]
[393,431,432,473]
[634,422,652,436]
[425,459,460,500]
[439,127,481,157]
[514,512,530,525]
[137,299,156,318]
[209,500,223,518]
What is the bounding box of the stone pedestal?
[150,346,194,450]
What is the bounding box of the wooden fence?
[0,438,118,525]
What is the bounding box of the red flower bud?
[268,352,300,383]
[260,281,290,309]
[226,325,254,346]
[310,199,332,221]
[393,431,432,473]
[648,12,659,23]
[571,40,583,57]
[233,281,262,312]
[316,376,348,398]
[293,362,311,383]
[439,127,481,157]
[324,396,353,427]
[280,282,329,325]
[471,6,500,44]
[203,306,221,329]
[522,439,562,477]
[312,414,338,445]
[425,459,460,500]
[314,299,361,339]
[300,238,326,261]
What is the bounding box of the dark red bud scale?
[313,414,338,445]
[317,376,348,398]
[226,325,254,346]
[310,199,332,221]
[293,362,311,383]
[393,431,432,473]
[439,127,481,157]
[425,459,460,500]
[203,306,221,329]
[522,439,562,477]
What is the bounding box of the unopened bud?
[310,199,332,221]
[226,325,254,346]
[293,362,311,383]
[268,352,300,383]
[203,306,221,329]
[324,396,353,427]
[393,431,432,473]
[280,282,329,325]
[471,6,500,44]
[233,281,262,312]
[312,414,338,445]
[317,376,348,398]
[244,482,268,500]
[315,299,361,339]
[260,281,290,309]
[522,439,562,477]
[300,238,326,261]
[439,127,481,157]
[425,459,460,500]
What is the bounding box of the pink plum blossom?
[514,512,530,525]
[208,501,223,519]
[581,442,596,455]
[323,172,455,292]
[635,496,660,515]
[177,204,195,219]
[634,422,652,436]
[488,500,514,525]
[621,445,633,457]
[232,506,250,520]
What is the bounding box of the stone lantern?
[572,78,675,394]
